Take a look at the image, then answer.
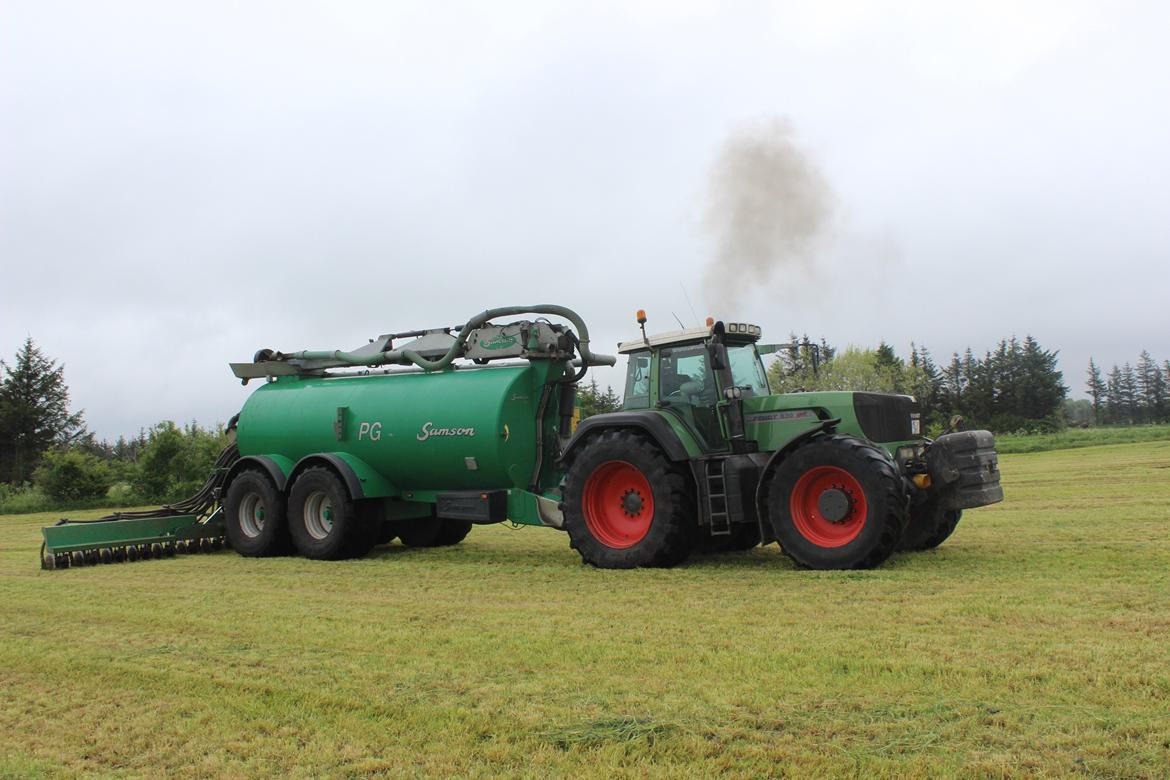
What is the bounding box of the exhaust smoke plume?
[701,119,836,312]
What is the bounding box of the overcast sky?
[2,1,1168,440]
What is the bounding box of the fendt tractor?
[41,305,1002,571]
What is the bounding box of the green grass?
[995,423,1170,453]
[2,443,1169,777]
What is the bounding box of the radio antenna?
[679,281,700,326]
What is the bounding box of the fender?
[560,411,697,464]
[287,452,396,500]
[753,418,841,538]
[224,454,293,492]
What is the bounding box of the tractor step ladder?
[705,460,732,536]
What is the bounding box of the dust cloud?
[701,119,836,312]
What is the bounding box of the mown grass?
[995,423,1170,453]
[2,442,1169,777]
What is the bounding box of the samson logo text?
[417,422,477,442]
[478,334,518,350]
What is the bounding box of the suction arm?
[279,305,616,373]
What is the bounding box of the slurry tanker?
[42,305,1002,570]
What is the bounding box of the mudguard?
[560,411,697,463]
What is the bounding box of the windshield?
[728,344,770,396]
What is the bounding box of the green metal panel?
[237,361,567,494]
[329,452,397,498]
[743,391,915,456]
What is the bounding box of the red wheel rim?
[789,465,868,547]
[582,460,655,549]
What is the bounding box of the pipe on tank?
[289,305,616,372]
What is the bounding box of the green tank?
[236,361,563,493]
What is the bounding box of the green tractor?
[561,312,1001,569]
[41,305,1001,571]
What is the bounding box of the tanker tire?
[433,518,473,546]
[397,517,443,547]
[765,434,907,570]
[344,499,383,557]
[287,467,362,560]
[562,430,696,569]
[898,502,963,551]
[224,469,289,557]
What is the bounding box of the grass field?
[2,442,1169,777]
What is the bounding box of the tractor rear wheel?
[562,430,696,568]
[224,469,288,557]
[765,435,907,569]
[287,467,365,560]
[898,502,963,551]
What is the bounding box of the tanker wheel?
[562,430,696,568]
[397,516,471,547]
[287,467,365,560]
[765,434,907,570]
[433,519,473,546]
[898,501,963,551]
[397,517,443,547]
[224,469,289,557]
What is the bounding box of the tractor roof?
[617,322,762,354]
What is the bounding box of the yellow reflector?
[912,474,932,489]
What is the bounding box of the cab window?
[727,344,770,396]
[659,344,714,403]
[623,350,651,409]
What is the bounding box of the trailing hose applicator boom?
[230,305,617,382]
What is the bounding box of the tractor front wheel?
[766,435,907,569]
[224,469,288,557]
[562,430,696,568]
[898,502,963,551]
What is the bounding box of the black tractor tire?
[287,467,365,560]
[562,430,696,568]
[898,502,963,551]
[223,469,289,557]
[764,434,907,570]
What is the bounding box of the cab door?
[657,342,726,450]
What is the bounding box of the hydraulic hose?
[287,305,617,372]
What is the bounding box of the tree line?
[0,338,226,510]
[767,334,1067,434]
[1085,352,1169,425]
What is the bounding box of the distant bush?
[34,449,113,502]
[133,421,228,503]
[106,482,136,505]
[0,483,50,514]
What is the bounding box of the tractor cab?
[618,318,768,453]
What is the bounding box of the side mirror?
[756,343,781,355]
